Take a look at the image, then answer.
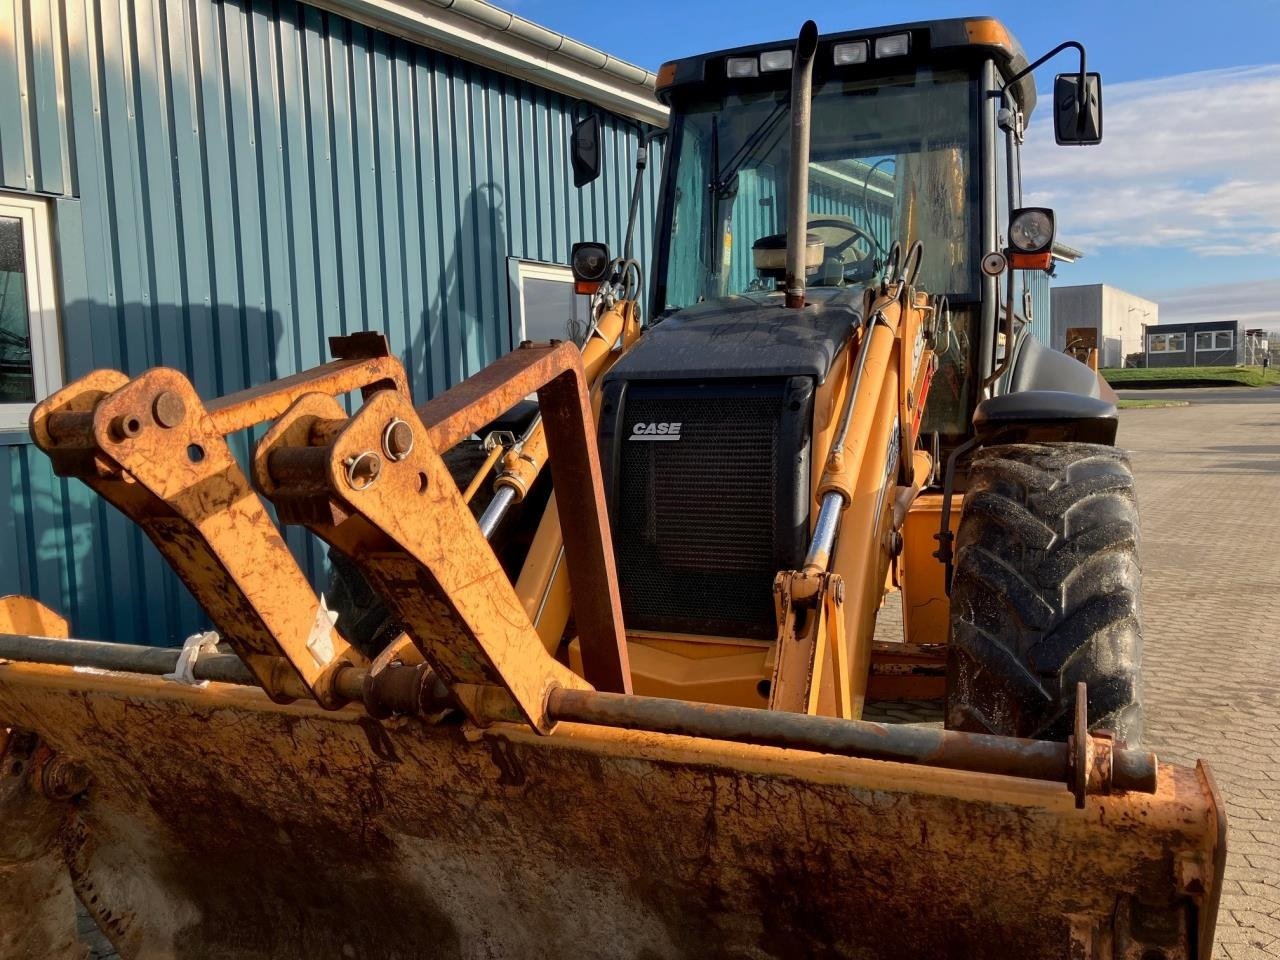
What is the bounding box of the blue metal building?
[0,0,665,644]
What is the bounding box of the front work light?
[874,33,910,58]
[833,41,868,65]
[759,49,793,71]
[726,57,759,78]
[1006,207,1056,271]
[1008,208,1055,254]
[571,241,611,294]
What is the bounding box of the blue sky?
[522,1,1280,325]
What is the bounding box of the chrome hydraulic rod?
[478,485,518,539]
[802,491,844,574]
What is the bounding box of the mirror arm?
[622,128,665,265]
[996,40,1088,135]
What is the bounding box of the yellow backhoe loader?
[0,16,1224,960]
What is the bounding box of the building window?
[1195,330,1233,351]
[507,260,594,348]
[0,195,62,434]
[1147,332,1186,354]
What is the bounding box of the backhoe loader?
[0,16,1224,960]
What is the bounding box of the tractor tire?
[945,442,1143,745]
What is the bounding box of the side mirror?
[571,114,602,187]
[1053,72,1103,145]
[571,241,611,294]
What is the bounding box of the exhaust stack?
[784,20,819,309]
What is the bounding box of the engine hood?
[605,287,862,385]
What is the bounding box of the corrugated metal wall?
[1025,269,1052,346]
[0,0,661,644]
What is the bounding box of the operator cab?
[646,18,1043,442]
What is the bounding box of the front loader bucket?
[0,661,1224,960]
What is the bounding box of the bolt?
[152,390,186,428]
[110,414,144,441]
[382,419,414,461]
[41,755,91,801]
[519,340,534,350]
[885,529,904,557]
[549,338,563,346]
[343,451,382,490]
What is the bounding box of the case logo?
[630,421,682,441]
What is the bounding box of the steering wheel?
[807,217,881,282]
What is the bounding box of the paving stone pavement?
[1120,393,1280,958]
[79,390,1280,958]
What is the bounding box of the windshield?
[658,68,977,313]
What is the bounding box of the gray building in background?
[1050,283,1158,369]
[1143,319,1242,368]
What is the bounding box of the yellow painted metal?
[0,662,1225,960]
[569,637,770,707]
[508,301,641,650]
[813,288,902,506]
[807,338,853,510]
[0,597,69,639]
[461,440,505,504]
[494,299,642,502]
[901,492,960,646]
[825,355,903,719]
[29,367,370,707]
[254,344,629,728]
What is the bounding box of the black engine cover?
[599,290,858,640]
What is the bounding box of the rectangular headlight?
[833,41,868,65]
[759,49,793,72]
[726,57,759,78]
[875,33,910,58]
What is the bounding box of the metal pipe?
[783,20,819,309]
[462,443,505,504]
[545,687,1157,796]
[0,633,433,716]
[622,137,650,263]
[478,485,518,539]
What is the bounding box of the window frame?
[1195,329,1233,352]
[505,258,594,349]
[1146,332,1186,354]
[0,194,62,437]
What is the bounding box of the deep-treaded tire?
[945,442,1143,744]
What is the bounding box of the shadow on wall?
[0,302,341,647]
[415,184,509,398]
[9,184,516,646]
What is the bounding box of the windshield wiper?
[713,96,790,192]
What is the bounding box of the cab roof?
[656,17,1036,117]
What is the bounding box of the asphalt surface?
[1118,385,1280,405]
[80,385,1280,958]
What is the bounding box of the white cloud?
[1022,65,1280,257]
[1153,277,1280,329]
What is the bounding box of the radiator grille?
[615,381,805,639]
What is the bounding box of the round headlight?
[570,241,611,282]
[1008,209,1054,253]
